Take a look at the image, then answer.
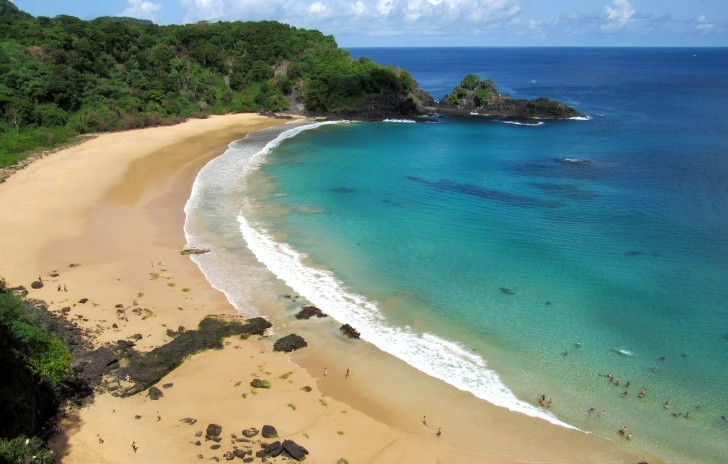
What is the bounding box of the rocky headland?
[315,73,584,124]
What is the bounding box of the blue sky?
[12,0,728,47]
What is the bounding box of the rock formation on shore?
[432,74,583,123]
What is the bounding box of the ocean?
[185,48,728,464]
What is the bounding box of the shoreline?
[0,114,659,463]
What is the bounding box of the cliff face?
[434,74,584,123]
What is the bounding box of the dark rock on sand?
[242,428,259,438]
[261,425,278,438]
[264,441,284,457]
[233,449,248,458]
[130,333,143,340]
[181,247,210,255]
[206,423,222,438]
[273,334,308,352]
[166,328,178,338]
[224,451,235,460]
[250,378,271,389]
[31,281,44,289]
[78,297,88,303]
[243,457,254,463]
[295,306,328,320]
[162,383,173,389]
[118,316,271,396]
[147,386,163,400]
[9,285,28,297]
[282,440,309,461]
[340,324,361,339]
[210,444,221,450]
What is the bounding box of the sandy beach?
[0,113,660,463]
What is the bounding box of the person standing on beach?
[323,367,328,377]
[422,416,427,426]
[345,368,350,379]
[131,442,138,452]
[436,427,442,437]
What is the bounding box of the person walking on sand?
[132,442,138,452]
[422,416,427,426]
[436,427,442,437]
[345,368,350,379]
[323,367,328,377]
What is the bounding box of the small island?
[432,74,584,123]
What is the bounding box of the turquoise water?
[188,49,728,463]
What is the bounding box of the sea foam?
[234,123,578,430]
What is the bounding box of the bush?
[0,292,71,385]
[0,436,55,464]
[460,74,480,90]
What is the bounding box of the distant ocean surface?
[186,48,728,464]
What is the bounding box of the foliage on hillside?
[0,278,73,461]
[0,0,418,168]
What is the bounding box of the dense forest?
[0,0,420,168]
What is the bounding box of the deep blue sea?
[187,48,728,464]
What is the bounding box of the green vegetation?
[0,0,418,169]
[474,87,491,105]
[460,74,480,90]
[0,435,55,464]
[0,279,71,459]
[0,289,71,386]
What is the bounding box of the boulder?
[261,425,278,438]
[295,306,328,320]
[181,247,210,255]
[78,297,88,304]
[250,378,271,389]
[340,324,361,339]
[130,333,143,340]
[264,441,283,457]
[147,386,163,400]
[233,449,248,459]
[241,428,259,438]
[9,286,28,297]
[224,451,235,461]
[282,440,309,461]
[273,334,308,353]
[31,281,44,289]
[206,423,223,438]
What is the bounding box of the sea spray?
[237,212,575,429]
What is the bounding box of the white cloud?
[179,0,523,35]
[696,15,716,33]
[122,0,162,20]
[309,1,327,14]
[180,0,225,22]
[604,0,635,29]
